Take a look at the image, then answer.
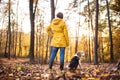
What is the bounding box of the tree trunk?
[4,29,9,57]
[14,0,19,59]
[8,0,11,59]
[45,0,55,63]
[12,21,15,58]
[75,0,81,53]
[36,26,39,59]
[29,0,35,62]
[29,0,38,62]
[88,0,91,63]
[18,31,22,57]
[94,0,99,65]
[106,0,114,63]
[0,32,2,52]
[50,0,55,20]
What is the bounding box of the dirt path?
[0,58,29,65]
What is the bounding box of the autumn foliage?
[0,58,120,80]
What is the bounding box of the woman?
[46,12,69,73]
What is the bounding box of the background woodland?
[0,0,120,64]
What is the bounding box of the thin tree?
[87,0,92,63]
[50,0,55,20]
[72,0,79,53]
[12,20,15,58]
[4,27,9,57]
[18,28,22,57]
[94,0,99,65]
[0,31,2,52]
[29,0,38,62]
[8,0,11,59]
[45,0,55,63]
[14,0,19,58]
[105,0,114,63]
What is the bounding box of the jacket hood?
[52,18,63,25]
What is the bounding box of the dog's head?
[76,51,85,57]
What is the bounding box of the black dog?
[67,52,84,71]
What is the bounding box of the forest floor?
[0,58,120,80]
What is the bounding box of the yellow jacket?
[46,18,69,47]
